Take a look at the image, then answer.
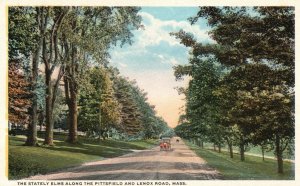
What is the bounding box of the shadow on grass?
[10,134,157,159]
[8,135,159,180]
[14,132,157,149]
[187,142,295,180]
[40,141,132,158]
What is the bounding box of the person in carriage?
[159,137,171,151]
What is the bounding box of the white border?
[0,1,299,186]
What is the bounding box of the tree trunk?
[275,135,284,174]
[38,111,44,132]
[64,78,78,143]
[42,7,68,145]
[66,82,78,143]
[44,73,54,145]
[229,143,233,158]
[226,138,233,158]
[213,143,216,151]
[25,7,44,146]
[201,141,204,149]
[218,143,221,153]
[261,145,265,161]
[240,139,245,161]
[25,53,38,146]
[98,104,102,140]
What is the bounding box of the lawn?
[198,141,293,160]
[8,133,158,180]
[185,141,295,180]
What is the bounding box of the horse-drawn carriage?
[159,137,171,151]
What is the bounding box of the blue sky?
[110,7,212,127]
[142,7,198,21]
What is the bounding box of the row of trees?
[173,7,294,174]
[8,7,171,146]
[78,66,171,140]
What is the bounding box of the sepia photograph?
[0,0,298,185]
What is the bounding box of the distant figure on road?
[159,137,171,151]
[176,139,179,143]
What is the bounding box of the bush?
[9,153,46,179]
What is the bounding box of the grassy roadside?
[199,142,293,160]
[9,134,158,180]
[185,141,295,180]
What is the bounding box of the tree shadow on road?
[53,171,222,180]
[68,161,218,173]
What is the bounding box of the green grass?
[185,141,295,180]
[200,142,293,159]
[9,134,158,180]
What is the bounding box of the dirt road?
[27,137,222,180]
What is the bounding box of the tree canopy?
[173,6,294,174]
[8,6,172,146]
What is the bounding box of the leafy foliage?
[173,6,294,173]
[78,67,121,138]
[8,61,32,125]
[8,7,38,59]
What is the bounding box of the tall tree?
[172,6,294,173]
[8,61,32,126]
[78,67,121,139]
[223,64,294,170]
[61,7,142,143]
[173,58,226,152]
[126,81,170,139]
[41,7,69,145]
[114,77,142,136]
[8,7,42,146]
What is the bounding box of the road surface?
[27,137,222,180]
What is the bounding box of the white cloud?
[158,56,179,66]
[111,12,209,67]
[169,58,179,65]
[109,11,209,127]
[118,62,128,68]
[158,54,164,59]
[136,12,212,49]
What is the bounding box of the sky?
[110,7,213,128]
